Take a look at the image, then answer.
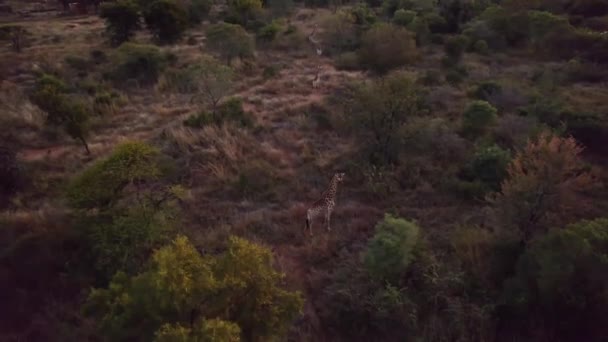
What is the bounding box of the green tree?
[364,214,421,283]
[205,23,254,65]
[469,145,511,191]
[228,0,262,26]
[144,0,188,44]
[66,141,160,208]
[461,100,498,138]
[188,0,212,24]
[31,74,92,154]
[345,72,424,165]
[502,218,608,340]
[85,235,303,342]
[99,0,141,45]
[392,9,416,26]
[190,57,234,116]
[444,34,470,63]
[358,23,418,74]
[108,43,170,85]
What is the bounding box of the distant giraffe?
[306,172,345,235]
[312,65,322,89]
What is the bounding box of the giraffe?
[305,172,346,235]
[312,65,322,89]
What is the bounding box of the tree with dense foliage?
[228,0,262,26]
[154,319,241,342]
[85,235,303,342]
[358,23,418,74]
[501,218,608,341]
[144,0,188,44]
[345,72,424,165]
[108,43,170,85]
[66,141,160,208]
[205,23,254,65]
[490,133,593,244]
[31,74,92,154]
[188,0,212,24]
[461,100,498,138]
[99,0,141,45]
[364,214,421,283]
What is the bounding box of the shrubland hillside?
[2,0,608,341]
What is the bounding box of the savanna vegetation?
[1,0,608,341]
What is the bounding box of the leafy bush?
[85,235,303,341]
[256,21,281,43]
[444,34,470,63]
[467,144,511,192]
[344,72,425,165]
[321,10,358,55]
[445,67,467,85]
[333,51,360,70]
[66,141,160,209]
[205,23,255,65]
[461,100,498,138]
[188,57,234,114]
[490,133,593,243]
[227,0,262,26]
[31,74,92,153]
[407,16,431,45]
[84,205,173,279]
[471,81,502,101]
[107,43,170,85]
[188,0,212,24]
[364,214,421,283]
[501,218,608,341]
[143,0,188,44]
[99,0,141,45]
[393,9,416,26]
[358,23,418,74]
[472,39,488,54]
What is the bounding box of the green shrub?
[183,111,213,128]
[205,22,255,65]
[407,16,431,45]
[257,21,281,42]
[31,74,92,153]
[471,80,502,101]
[99,0,141,45]
[364,214,421,283]
[64,55,90,72]
[217,97,252,127]
[84,205,173,279]
[227,0,262,26]
[444,34,470,63]
[333,51,360,70]
[358,23,418,74]
[321,10,358,55]
[445,67,466,85]
[66,141,160,209]
[472,39,488,54]
[350,3,377,28]
[392,9,416,26]
[346,72,424,165]
[467,144,511,192]
[154,319,241,342]
[143,0,188,44]
[188,0,212,24]
[502,218,608,341]
[461,100,498,138]
[107,43,170,85]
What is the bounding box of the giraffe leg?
[306,211,313,236]
[326,209,331,232]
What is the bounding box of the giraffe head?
[333,172,346,182]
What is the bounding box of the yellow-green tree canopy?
[85,235,303,342]
[66,141,160,208]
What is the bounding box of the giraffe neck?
[325,177,339,200]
